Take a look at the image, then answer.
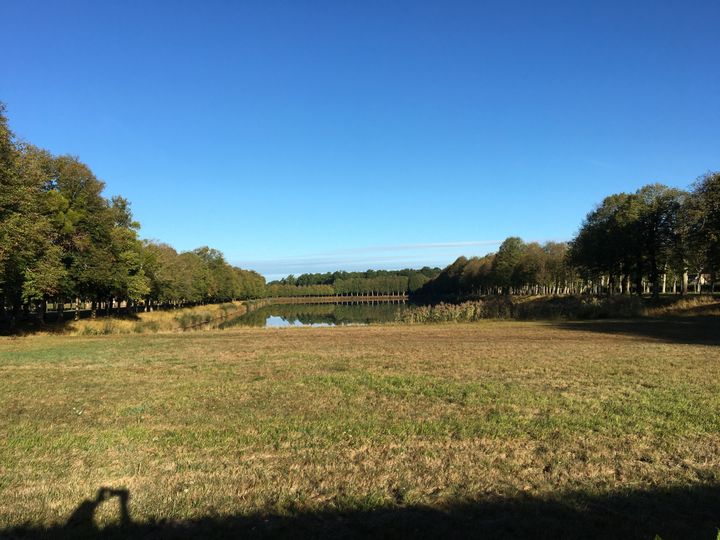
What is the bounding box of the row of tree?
[569,179,719,296]
[143,244,266,307]
[415,174,720,299]
[416,240,573,298]
[0,104,265,325]
[266,283,336,297]
[268,268,440,297]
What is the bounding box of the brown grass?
[31,301,254,336]
[1,322,719,537]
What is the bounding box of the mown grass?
[1,322,719,538]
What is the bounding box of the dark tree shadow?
[554,316,720,346]
[3,483,719,539]
[0,310,143,336]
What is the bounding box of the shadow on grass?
[3,483,719,539]
[555,316,720,346]
[0,310,143,336]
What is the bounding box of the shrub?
[133,320,160,333]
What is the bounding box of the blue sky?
[3,0,719,280]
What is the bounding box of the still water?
[216,301,407,328]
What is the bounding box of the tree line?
[415,240,573,298]
[415,175,720,300]
[0,104,265,326]
[569,180,719,296]
[266,268,440,297]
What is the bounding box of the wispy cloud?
[312,240,503,255]
[233,240,503,278]
[588,159,613,169]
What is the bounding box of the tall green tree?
[635,184,686,297]
[691,172,720,289]
[492,237,526,294]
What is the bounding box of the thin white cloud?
[588,159,613,169]
[311,240,503,256]
[232,239,503,278]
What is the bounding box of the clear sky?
[3,0,719,280]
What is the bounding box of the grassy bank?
[26,295,720,336]
[399,294,720,323]
[16,300,273,336]
[1,322,719,538]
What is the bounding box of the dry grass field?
[1,321,719,538]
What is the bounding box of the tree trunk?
[650,263,660,299]
[10,303,21,330]
[36,299,46,325]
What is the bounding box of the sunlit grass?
[0,322,718,532]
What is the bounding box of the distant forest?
[417,176,720,300]
[267,268,440,297]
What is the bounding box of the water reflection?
[216,302,406,328]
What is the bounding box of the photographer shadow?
[65,487,130,531]
[6,482,719,539]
